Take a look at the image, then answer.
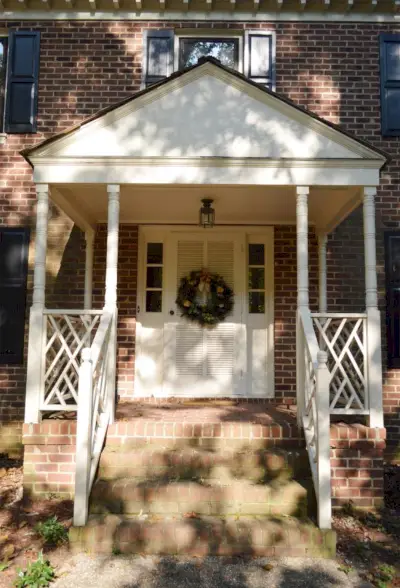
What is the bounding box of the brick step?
[99,446,310,483]
[90,478,308,518]
[70,514,336,558]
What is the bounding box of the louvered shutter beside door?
[142,30,174,88]
[0,228,29,364]
[5,31,40,133]
[380,34,400,136]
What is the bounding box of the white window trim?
[173,30,244,74]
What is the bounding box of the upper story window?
[178,37,239,70]
[380,34,400,136]
[0,31,40,135]
[143,29,275,91]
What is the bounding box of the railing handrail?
[90,311,113,372]
[299,306,320,367]
[311,312,367,319]
[43,308,104,315]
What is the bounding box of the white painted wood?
[296,186,309,308]
[84,230,94,309]
[25,184,49,423]
[32,161,382,189]
[315,350,332,529]
[73,347,93,526]
[363,187,384,428]
[44,309,103,315]
[318,234,327,313]
[363,187,378,310]
[1,9,400,22]
[105,185,120,308]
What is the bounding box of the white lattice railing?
[42,310,103,412]
[73,310,115,526]
[311,313,368,415]
[297,307,332,529]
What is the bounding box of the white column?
[105,184,120,424]
[318,234,328,314]
[105,185,120,309]
[363,187,384,428]
[84,230,94,310]
[296,186,310,308]
[25,184,49,423]
[296,186,310,426]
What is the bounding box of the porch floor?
[113,400,300,443]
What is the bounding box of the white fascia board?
[1,9,400,21]
[33,159,381,186]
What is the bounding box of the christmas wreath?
[176,269,234,326]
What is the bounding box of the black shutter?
[4,31,40,134]
[142,29,174,88]
[380,33,400,137]
[244,31,275,90]
[385,232,400,367]
[0,228,29,365]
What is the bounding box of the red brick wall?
[330,424,386,509]
[92,224,139,397]
[23,422,76,499]
[0,20,399,445]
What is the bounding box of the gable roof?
[22,56,389,165]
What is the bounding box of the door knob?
[169,310,175,316]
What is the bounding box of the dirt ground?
[0,455,399,587]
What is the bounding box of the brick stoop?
[72,401,334,558]
[69,514,336,558]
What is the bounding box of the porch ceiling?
[52,183,361,233]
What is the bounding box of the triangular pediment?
[24,60,386,164]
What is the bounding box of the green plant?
[338,564,353,575]
[35,517,67,545]
[342,501,355,517]
[112,546,122,555]
[0,562,9,572]
[14,552,55,587]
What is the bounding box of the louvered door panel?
[207,240,235,288]
[176,324,204,377]
[177,240,204,286]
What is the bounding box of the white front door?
[135,227,274,398]
[163,232,245,397]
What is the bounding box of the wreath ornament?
[176,268,234,326]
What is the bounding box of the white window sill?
[0,133,7,145]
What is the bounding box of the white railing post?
[73,348,93,527]
[105,185,120,423]
[316,350,332,529]
[363,187,384,428]
[318,234,328,314]
[25,184,49,423]
[296,186,310,426]
[84,230,94,310]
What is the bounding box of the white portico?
[22,58,387,528]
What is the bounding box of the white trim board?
[1,10,400,21]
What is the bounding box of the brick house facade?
[0,17,398,544]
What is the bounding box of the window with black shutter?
[0,30,40,134]
[385,232,400,367]
[380,33,400,137]
[0,228,30,365]
[142,29,275,91]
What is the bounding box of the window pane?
[249,268,265,290]
[147,243,163,264]
[146,291,162,312]
[179,38,238,69]
[146,267,163,289]
[249,292,265,314]
[0,39,7,132]
[249,244,265,266]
